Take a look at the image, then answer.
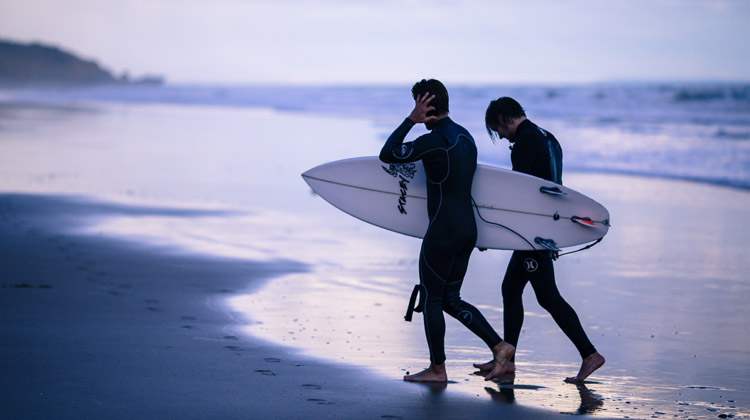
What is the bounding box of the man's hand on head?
[408,93,438,125]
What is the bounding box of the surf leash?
[471,196,604,258]
[556,237,603,258]
[471,196,537,250]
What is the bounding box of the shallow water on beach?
[1,100,749,418]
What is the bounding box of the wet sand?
[1,100,749,418]
[0,193,563,419]
[231,172,750,419]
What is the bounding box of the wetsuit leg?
[419,228,502,365]
[419,244,450,365]
[442,239,502,350]
[501,251,530,363]
[419,243,445,365]
[518,251,597,358]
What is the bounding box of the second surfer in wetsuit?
[474,96,605,383]
[379,79,514,382]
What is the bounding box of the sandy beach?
[1,99,748,419]
[1,193,566,419]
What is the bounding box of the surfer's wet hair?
[485,97,526,142]
[412,79,449,117]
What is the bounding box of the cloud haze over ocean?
[1,0,749,84]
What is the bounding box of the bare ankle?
[430,363,446,374]
[492,341,515,359]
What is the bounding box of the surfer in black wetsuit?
[380,79,515,382]
[474,97,605,383]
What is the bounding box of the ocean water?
[3,82,749,190]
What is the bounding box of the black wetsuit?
[503,119,596,361]
[380,117,502,365]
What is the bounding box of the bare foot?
[404,363,447,382]
[485,341,515,381]
[473,360,515,373]
[473,360,493,371]
[565,352,605,383]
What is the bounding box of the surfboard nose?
[301,163,326,189]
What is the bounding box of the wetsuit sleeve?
[379,118,443,163]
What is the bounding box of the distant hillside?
[0,40,164,88]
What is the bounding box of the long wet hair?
[411,79,449,117]
[485,97,525,143]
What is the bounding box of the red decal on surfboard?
[572,217,596,227]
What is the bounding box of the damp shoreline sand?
[0,193,563,420]
[232,171,750,419]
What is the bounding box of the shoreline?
[1,87,748,192]
[0,193,561,419]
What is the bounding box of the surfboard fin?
[571,216,596,227]
[534,237,561,252]
[539,186,566,196]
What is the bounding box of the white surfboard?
[302,157,610,251]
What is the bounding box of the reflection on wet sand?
[411,381,449,394]
[573,384,605,415]
[481,371,604,415]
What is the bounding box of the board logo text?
[382,163,416,215]
[397,175,409,214]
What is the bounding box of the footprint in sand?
[254,369,276,376]
[110,285,128,296]
[145,299,161,311]
[302,384,322,390]
[306,398,334,405]
[9,283,53,289]
[264,357,281,363]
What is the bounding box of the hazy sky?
[1,0,749,84]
